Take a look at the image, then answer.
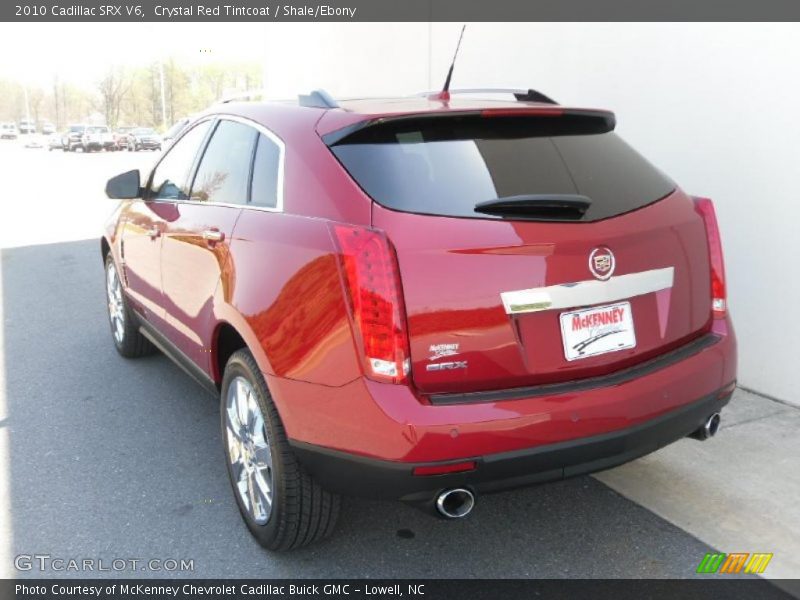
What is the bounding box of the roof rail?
[298,89,339,109]
[219,90,266,104]
[417,88,558,105]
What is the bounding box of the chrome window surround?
[501,267,674,315]
[145,113,285,213]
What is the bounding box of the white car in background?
[18,119,36,134]
[81,125,115,152]
[1,122,18,139]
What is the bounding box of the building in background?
[262,23,798,404]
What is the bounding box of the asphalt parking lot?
[0,138,796,585]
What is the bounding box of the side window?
[149,121,211,200]
[250,133,282,208]
[190,120,257,205]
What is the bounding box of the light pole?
[23,84,31,127]
[159,59,167,129]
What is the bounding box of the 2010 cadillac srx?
[102,88,736,550]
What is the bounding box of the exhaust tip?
[435,488,475,519]
[705,412,721,438]
[690,412,721,440]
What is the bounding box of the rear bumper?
[271,317,736,501]
[290,384,732,503]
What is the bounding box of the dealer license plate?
[560,301,636,361]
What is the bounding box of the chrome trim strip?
[500,267,674,315]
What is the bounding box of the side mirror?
[105,169,142,199]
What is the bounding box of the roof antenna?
[433,25,466,101]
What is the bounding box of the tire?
[221,349,340,551]
[104,254,155,358]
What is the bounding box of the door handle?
[146,227,161,239]
[202,229,225,243]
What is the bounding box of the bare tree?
[28,87,44,124]
[98,67,131,128]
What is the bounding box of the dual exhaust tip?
[435,488,475,519]
[690,412,721,440]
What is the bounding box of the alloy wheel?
[225,376,274,525]
[105,261,125,344]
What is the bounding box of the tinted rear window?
[330,116,674,222]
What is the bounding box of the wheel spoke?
[235,380,249,428]
[247,469,266,522]
[253,467,273,509]
[246,392,260,430]
[226,426,243,464]
[252,442,272,470]
[226,402,242,432]
[237,470,250,511]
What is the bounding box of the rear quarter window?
[329,116,674,222]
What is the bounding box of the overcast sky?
[0,23,269,86]
[0,22,446,98]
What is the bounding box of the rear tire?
[221,349,340,551]
[104,254,155,358]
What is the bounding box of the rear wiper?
[475,194,592,221]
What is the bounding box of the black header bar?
[5,0,800,22]
[2,579,797,600]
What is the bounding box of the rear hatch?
[327,109,713,395]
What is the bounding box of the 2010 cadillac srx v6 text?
[102,87,736,550]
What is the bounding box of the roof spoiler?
[417,88,558,105]
[323,107,615,146]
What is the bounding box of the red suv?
[102,88,736,550]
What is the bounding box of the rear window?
[329,115,674,222]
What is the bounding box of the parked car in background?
[101,88,736,550]
[18,119,36,134]
[1,122,18,139]
[113,126,136,150]
[81,125,115,152]
[62,124,87,151]
[41,122,56,135]
[127,127,162,151]
[162,117,189,146]
[47,134,63,151]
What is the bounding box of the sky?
[0,23,269,86]
[0,22,445,98]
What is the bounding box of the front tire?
[104,254,154,358]
[221,349,340,551]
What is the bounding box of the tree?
[98,67,131,128]
[28,87,45,124]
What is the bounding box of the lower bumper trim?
[290,385,733,504]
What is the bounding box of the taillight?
[693,197,727,318]
[331,224,410,384]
